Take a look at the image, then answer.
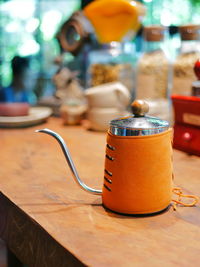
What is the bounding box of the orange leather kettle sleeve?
[102,129,173,215]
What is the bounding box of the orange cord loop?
[172,187,199,210]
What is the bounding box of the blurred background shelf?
[0,0,200,100]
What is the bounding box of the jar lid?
[109,100,169,136]
[179,24,200,41]
[143,25,165,42]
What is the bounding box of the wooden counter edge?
[0,192,85,267]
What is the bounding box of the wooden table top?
[0,117,200,267]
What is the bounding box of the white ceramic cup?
[87,107,129,131]
[85,82,130,109]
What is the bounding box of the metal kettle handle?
[36,128,102,195]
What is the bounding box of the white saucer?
[0,107,52,128]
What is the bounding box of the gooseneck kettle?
[36,100,173,215]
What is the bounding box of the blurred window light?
[5,21,20,32]
[160,10,171,26]
[18,39,40,56]
[130,1,137,6]
[40,10,62,40]
[1,0,35,20]
[25,18,39,33]
[143,0,152,3]
[0,0,81,88]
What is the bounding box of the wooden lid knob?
[131,100,149,116]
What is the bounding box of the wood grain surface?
[0,117,200,267]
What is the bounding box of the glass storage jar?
[136,25,170,100]
[172,24,200,95]
[87,42,135,94]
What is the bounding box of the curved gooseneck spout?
[36,128,102,195]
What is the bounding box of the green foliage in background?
[190,0,200,6]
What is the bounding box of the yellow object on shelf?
[83,0,145,43]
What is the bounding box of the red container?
[171,95,200,156]
[0,102,30,116]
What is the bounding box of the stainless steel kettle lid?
[109,100,169,136]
